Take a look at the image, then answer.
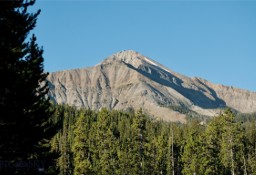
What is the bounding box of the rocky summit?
[47,50,256,122]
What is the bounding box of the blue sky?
[32,0,256,91]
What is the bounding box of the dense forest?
[48,105,256,175]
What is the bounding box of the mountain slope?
[47,50,256,122]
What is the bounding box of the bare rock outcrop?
[47,50,256,122]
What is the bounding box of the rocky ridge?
[47,50,256,122]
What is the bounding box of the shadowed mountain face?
[47,50,256,122]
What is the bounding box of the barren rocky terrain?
[47,50,256,122]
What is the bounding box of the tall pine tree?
[130,108,148,175]
[220,109,246,175]
[0,0,56,173]
[181,120,205,175]
[72,111,92,175]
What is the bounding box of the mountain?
[47,50,256,122]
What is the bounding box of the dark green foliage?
[49,106,188,175]
[129,109,150,174]
[181,121,205,175]
[72,111,93,175]
[0,0,57,174]
[51,106,256,175]
[50,105,77,175]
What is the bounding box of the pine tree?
[220,109,246,175]
[0,0,56,173]
[72,111,92,175]
[116,112,133,175]
[245,119,256,174]
[130,108,148,175]
[181,120,205,175]
[98,109,118,174]
[167,125,175,175]
[152,133,168,174]
[56,106,79,175]
[169,123,184,175]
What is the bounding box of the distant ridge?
[47,50,256,122]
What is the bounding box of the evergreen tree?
[72,111,92,175]
[151,133,168,174]
[201,115,226,174]
[167,124,176,175]
[169,123,184,175]
[116,112,133,175]
[245,119,256,174]
[130,108,148,175]
[0,0,56,173]
[99,110,118,175]
[181,121,205,175]
[220,109,246,175]
[57,106,77,175]
[42,105,256,175]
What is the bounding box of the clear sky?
[32,0,256,92]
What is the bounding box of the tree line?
[51,105,256,175]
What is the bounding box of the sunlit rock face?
[47,50,256,122]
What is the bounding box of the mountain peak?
[101,50,165,70]
[117,49,139,55]
[47,51,256,122]
[101,50,143,65]
[114,50,140,57]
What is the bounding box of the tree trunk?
[230,137,235,175]
[172,127,175,175]
[242,145,248,175]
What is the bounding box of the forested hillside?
[50,106,256,175]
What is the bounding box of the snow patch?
[161,67,172,74]
[143,57,173,74]
[143,57,158,66]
